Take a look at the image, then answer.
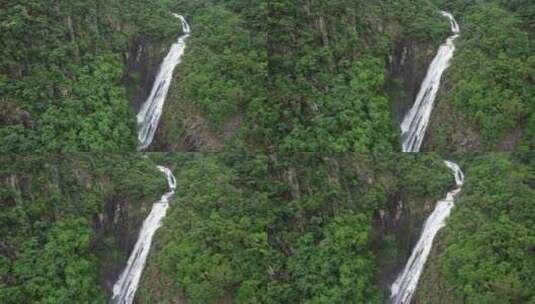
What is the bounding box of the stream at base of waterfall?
[391,11,464,304]
[111,14,190,304]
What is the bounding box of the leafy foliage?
[9,218,102,303]
[416,153,535,303]
[0,0,178,152]
[427,1,535,151]
[248,0,445,152]
[138,153,454,303]
[437,155,535,303]
[0,154,167,303]
[286,214,380,303]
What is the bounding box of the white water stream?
[137,14,191,150]
[401,11,460,153]
[391,12,464,304]
[112,14,189,303]
[390,161,464,304]
[111,166,176,304]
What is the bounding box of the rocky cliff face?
[124,37,173,112]
[94,192,154,293]
[124,37,235,153]
[421,80,483,153]
[374,191,438,295]
[376,38,449,293]
[388,38,439,124]
[150,89,230,152]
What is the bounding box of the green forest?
[0,154,168,302]
[0,0,534,303]
[1,153,532,303]
[2,0,532,153]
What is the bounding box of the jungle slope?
[0,154,168,303]
[150,0,451,153]
[423,0,535,153]
[0,0,181,153]
[137,153,455,303]
[416,153,535,303]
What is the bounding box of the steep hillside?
[416,153,535,303]
[0,0,180,153]
[137,153,454,303]
[0,1,533,303]
[0,154,167,302]
[145,0,451,153]
[424,1,535,153]
[150,1,267,151]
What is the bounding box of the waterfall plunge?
[390,161,464,304]
[401,11,460,153]
[391,12,464,304]
[111,166,176,304]
[137,14,191,150]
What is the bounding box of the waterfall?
[401,11,460,153]
[111,166,176,304]
[111,14,189,304]
[391,12,464,304]
[137,14,191,150]
[390,161,464,304]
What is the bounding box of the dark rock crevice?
[123,37,171,112]
[387,39,437,124]
[96,194,154,295]
[374,193,436,298]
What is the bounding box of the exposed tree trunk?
[286,167,300,200]
[9,175,22,205]
[318,15,329,47]
[67,15,81,62]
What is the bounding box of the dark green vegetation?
[0,0,180,153]
[2,153,532,304]
[417,153,535,303]
[426,0,535,152]
[154,0,533,153]
[1,0,534,303]
[256,0,449,153]
[2,0,531,153]
[139,153,454,303]
[153,0,267,151]
[154,0,452,153]
[0,154,167,303]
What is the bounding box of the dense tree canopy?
[138,153,454,303]
[0,0,179,153]
[425,0,535,152]
[0,0,533,303]
[0,154,167,303]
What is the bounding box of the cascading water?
[390,162,464,304]
[391,12,464,304]
[401,11,460,153]
[137,14,191,150]
[111,14,189,304]
[111,166,176,304]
